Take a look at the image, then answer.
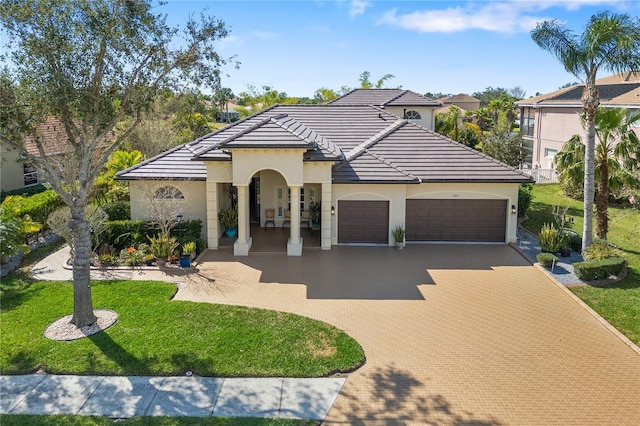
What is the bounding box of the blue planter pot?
[179,255,191,268]
[225,227,237,238]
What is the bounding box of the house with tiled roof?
[437,94,481,111]
[1,117,72,192]
[516,72,640,170]
[118,89,531,256]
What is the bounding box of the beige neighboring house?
[1,117,72,193]
[516,72,640,171]
[438,93,481,111]
[118,89,532,256]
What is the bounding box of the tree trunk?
[69,203,97,328]
[581,85,598,252]
[595,159,608,240]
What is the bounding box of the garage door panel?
[338,200,389,244]
[406,199,506,242]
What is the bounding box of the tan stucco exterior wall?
[384,106,436,130]
[1,146,25,193]
[129,180,207,240]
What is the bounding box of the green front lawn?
[0,277,364,377]
[523,184,640,345]
[0,415,317,425]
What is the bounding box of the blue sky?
[165,0,640,99]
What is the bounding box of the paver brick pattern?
[146,244,640,425]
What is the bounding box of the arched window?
[153,186,184,200]
[405,110,421,120]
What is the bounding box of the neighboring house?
[1,117,72,193]
[516,72,640,171]
[437,93,481,111]
[118,89,532,256]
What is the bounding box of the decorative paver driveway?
[165,244,640,425]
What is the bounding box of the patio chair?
[264,208,276,229]
[301,210,310,229]
[283,209,291,228]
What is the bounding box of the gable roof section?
[517,73,640,108]
[328,89,440,107]
[335,121,531,184]
[116,143,207,181]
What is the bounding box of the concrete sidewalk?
[1,374,345,420]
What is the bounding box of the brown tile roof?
[118,104,531,184]
[328,89,441,107]
[24,117,73,156]
[517,73,640,107]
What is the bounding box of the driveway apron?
[168,244,640,425]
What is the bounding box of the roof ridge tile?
[346,119,406,160]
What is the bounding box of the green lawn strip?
[523,184,640,345]
[0,279,364,377]
[0,415,317,425]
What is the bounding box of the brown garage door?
[406,199,506,242]
[338,200,389,244]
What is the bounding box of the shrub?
[518,183,534,217]
[573,257,627,281]
[537,252,558,268]
[538,223,565,253]
[97,254,119,266]
[0,183,49,202]
[582,239,624,261]
[564,230,582,253]
[119,247,144,266]
[1,190,62,230]
[101,201,131,221]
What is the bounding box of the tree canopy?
[0,0,233,327]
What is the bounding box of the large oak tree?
[0,0,232,327]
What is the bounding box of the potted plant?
[309,201,321,230]
[143,253,155,266]
[148,233,179,267]
[392,225,405,249]
[182,241,197,261]
[218,208,238,238]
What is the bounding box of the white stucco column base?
[287,238,303,256]
[234,237,252,256]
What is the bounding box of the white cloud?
[252,31,277,40]
[349,0,370,18]
[378,1,628,34]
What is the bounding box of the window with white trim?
[153,186,184,199]
[405,110,421,120]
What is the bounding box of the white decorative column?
[287,185,303,256]
[321,182,332,250]
[206,180,219,249]
[234,185,252,256]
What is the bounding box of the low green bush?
[0,183,49,202]
[573,257,627,281]
[565,230,582,253]
[583,239,624,261]
[95,219,203,252]
[537,252,558,268]
[101,201,131,221]
[518,183,533,217]
[1,190,63,229]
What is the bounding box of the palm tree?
[531,12,640,250]
[555,108,640,239]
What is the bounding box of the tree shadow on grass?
[332,364,504,425]
[88,331,150,375]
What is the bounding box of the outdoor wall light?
[331,206,335,215]
[176,212,184,222]
[511,205,517,215]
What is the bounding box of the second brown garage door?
[406,199,506,242]
[338,200,389,244]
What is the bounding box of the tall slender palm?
[531,12,640,250]
[555,108,640,239]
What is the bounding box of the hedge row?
[536,252,558,268]
[98,219,203,252]
[1,189,63,228]
[0,183,49,202]
[573,257,627,281]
